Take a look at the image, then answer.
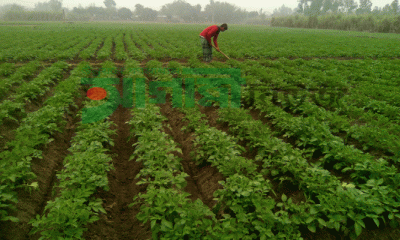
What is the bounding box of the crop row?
[0,61,42,100]
[124,31,145,60]
[225,59,400,160]
[129,60,272,238]
[97,34,114,60]
[0,61,89,224]
[167,58,400,237]
[122,59,216,239]
[0,61,68,125]
[29,61,116,239]
[2,23,400,61]
[0,63,16,77]
[115,32,128,60]
[79,36,105,60]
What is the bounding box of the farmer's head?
[220,23,228,32]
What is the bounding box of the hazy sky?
[0,0,396,14]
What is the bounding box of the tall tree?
[356,0,372,14]
[104,0,116,9]
[340,0,357,14]
[390,0,399,14]
[371,6,380,14]
[304,1,311,15]
[34,0,63,12]
[381,4,392,14]
[118,7,132,20]
[134,4,157,21]
[296,0,305,14]
[309,0,324,16]
[272,5,293,17]
[321,0,333,13]
[204,1,237,22]
[331,0,342,13]
[0,4,25,13]
[135,4,144,14]
[160,0,200,22]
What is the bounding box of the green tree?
[356,0,372,14]
[272,4,293,17]
[104,0,116,9]
[381,4,392,14]
[134,4,157,21]
[118,7,132,20]
[34,0,63,12]
[309,0,324,16]
[0,3,25,13]
[331,0,342,13]
[204,1,238,22]
[339,0,358,14]
[160,0,200,22]
[296,0,306,14]
[372,6,380,14]
[321,0,333,13]
[390,0,399,14]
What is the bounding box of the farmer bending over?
[199,23,227,62]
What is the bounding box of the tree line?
[0,0,269,24]
[2,0,399,33]
[271,0,400,33]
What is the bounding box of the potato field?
[0,21,400,240]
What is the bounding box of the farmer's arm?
[213,33,219,49]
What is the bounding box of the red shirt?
[200,25,220,48]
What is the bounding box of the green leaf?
[354,222,362,236]
[162,219,173,229]
[373,218,380,227]
[317,218,326,227]
[309,206,317,215]
[306,217,314,224]
[281,194,287,202]
[356,219,365,228]
[4,216,19,222]
[308,223,316,233]
[28,182,39,188]
[334,222,340,231]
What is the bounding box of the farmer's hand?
[215,47,220,52]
